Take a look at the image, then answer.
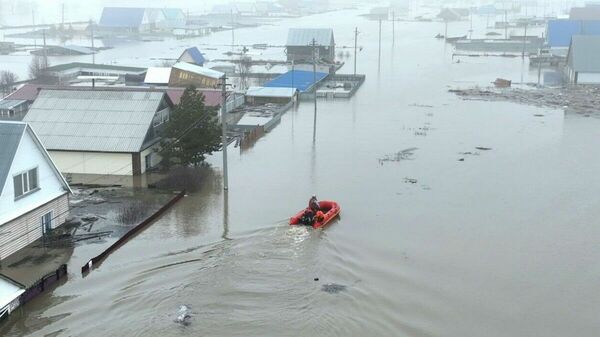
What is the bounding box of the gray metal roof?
[24,89,166,153]
[567,35,600,72]
[286,28,334,47]
[0,99,27,110]
[0,122,25,196]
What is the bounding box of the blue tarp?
[547,19,600,47]
[99,7,146,28]
[264,70,328,92]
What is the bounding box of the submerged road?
[3,7,600,337]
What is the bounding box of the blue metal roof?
[185,47,206,65]
[264,70,328,92]
[99,7,146,28]
[547,19,600,47]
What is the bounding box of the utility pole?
[61,3,65,26]
[32,9,36,48]
[353,27,358,76]
[521,22,527,59]
[221,75,229,190]
[291,60,294,89]
[378,18,382,72]
[311,38,318,141]
[90,20,95,64]
[537,49,542,87]
[504,10,508,40]
[231,9,235,53]
[42,29,48,68]
[392,10,395,46]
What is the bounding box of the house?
[42,62,147,84]
[161,8,187,29]
[30,45,94,57]
[144,67,172,86]
[23,89,173,176]
[570,6,600,20]
[168,62,224,88]
[264,70,328,92]
[177,47,206,66]
[437,8,469,22]
[286,28,335,63]
[0,100,29,121]
[565,35,600,84]
[234,2,258,16]
[98,7,167,33]
[245,86,297,105]
[546,19,600,48]
[0,122,71,260]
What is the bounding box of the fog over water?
[2,1,600,336]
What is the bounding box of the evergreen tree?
[160,86,222,167]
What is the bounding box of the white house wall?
[140,145,161,174]
[49,151,133,176]
[0,130,68,226]
[576,72,600,84]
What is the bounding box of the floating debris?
[174,305,192,326]
[404,178,418,184]
[378,147,417,164]
[321,283,347,294]
[475,147,492,151]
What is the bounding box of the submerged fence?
[81,190,186,275]
[20,264,68,305]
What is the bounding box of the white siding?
[0,194,68,260]
[49,151,133,176]
[576,72,600,84]
[0,130,68,226]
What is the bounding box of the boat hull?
[289,200,341,229]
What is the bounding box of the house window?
[13,167,39,199]
[42,211,53,235]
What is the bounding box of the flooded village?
[1,0,600,336]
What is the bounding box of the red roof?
[5,84,224,107]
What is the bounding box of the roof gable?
[286,28,334,47]
[172,62,224,79]
[23,89,167,153]
[180,47,206,65]
[0,123,25,196]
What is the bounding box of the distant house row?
[98,7,187,33]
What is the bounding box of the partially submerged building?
[0,122,71,260]
[144,67,172,86]
[98,7,186,33]
[23,89,173,176]
[168,62,224,88]
[264,70,328,92]
[43,62,147,84]
[177,47,206,66]
[565,35,600,84]
[245,86,297,105]
[286,28,335,63]
[30,45,94,57]
[546,19,600,48]
[0,100,29,121]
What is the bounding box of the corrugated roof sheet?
[62,45,95,55]
[246,86,296,98]
[23,90,165,153]
[264,70,328,92]
[547,19,600,47]
[567,35,600,72]
[0,122,25,196]
[286,28,334,47]
[45,62,146,73]
[0,99,27,110]
[99,7,146,28]
[172,62,224,79]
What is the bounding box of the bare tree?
[28,55,49,80]
[0,70,18,97]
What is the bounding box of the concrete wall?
[0,193,68,260]
[49,151,133,176]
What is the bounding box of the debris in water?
[458,158,465,161]
[174,305,192,326]
[378,147,417,165]
[475,147,492,151]
[404,178,418,184]
[533,114,544,117]
[321,283,347,294]
[314,277,319,281]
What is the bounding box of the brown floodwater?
[2,7,600,337]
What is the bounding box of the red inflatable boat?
[289,200,341,229]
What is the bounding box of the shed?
[264,70,328,92]
[99,7,147,30]
[23,89,173,175]
[30,45,94,56]
[178,47,206,66]
[0,100,29,121]
[0,275,25,318]
[169,62,224,88]
[566,35,600,83]
[546,19,600,47]
[286,28,335,63]
[245,86,297,104]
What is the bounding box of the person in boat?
[309,195,320,213]
[300,209,315,226]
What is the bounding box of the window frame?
[13,166,40,200]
